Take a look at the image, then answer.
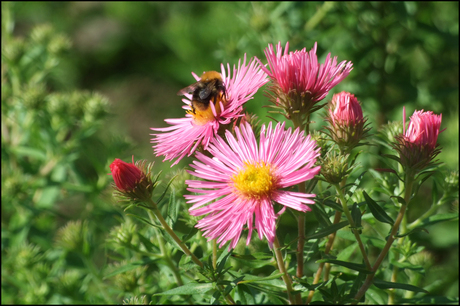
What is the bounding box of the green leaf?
[316,259,373,274]
[153,282,214,296]
[390,196,406,206]
[216,249,232,275]
[182,226,199,242]
[398,296,459,305]
[166,192,179,228]
[351,202,362,229]
[311,204,332,227]
[104,258,158,279]
[389,260,424,271]
[349,171,367,196]
[305,221,349,240]
[126,214,162,230]
[348,272,366,300]
[36,186,60,208]
[231,253,274,269]
[237,273,284,284]
[372,278,428,293]
[394,227,429,238]
[363,191,394,225]
[336,243,358,261]
[337,230,386,249]
[156,175,177,205]
[322,199,343,212]
[413,213,458,229]
[137,232,158,253]
[236,284,255,305]
[12,146,47,160]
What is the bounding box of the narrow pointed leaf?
[237,273,284,284]
[305,221,349,240]
[363,191,394,225]
[126,214,162,229]
[412,213,459,229]
[316,259,373,274]
[373,278,428,293]
[153,282,214,296]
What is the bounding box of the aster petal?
[272,191,315,212]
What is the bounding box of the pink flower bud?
[404,110,442,152]
[329,92,363,126]
[326,92,369,153]
[394,108,443,171]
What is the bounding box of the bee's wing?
[199,80,217,100]
[177,82,199,96]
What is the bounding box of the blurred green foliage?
[2,1,458,304]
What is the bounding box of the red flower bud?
[110,158,144,192]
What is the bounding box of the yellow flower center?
[232,162,277,199]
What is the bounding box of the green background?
[9,1,458,170]
[2,1,458,304]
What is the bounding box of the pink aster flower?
[151,55,268,166]
[394,107,443,171]
[326,91,370,153]
[185,122,321,249]
[257,42,353,127]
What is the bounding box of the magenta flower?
[326,91,369,152]
[151,55,268,166]
[394,108,443,171]
[185,122,321,249]
[257,41,353,125]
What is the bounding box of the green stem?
[353,173,414,303]
[388,213,407,304]
[212,239,217,270]
[306,210,342,304]
[146,200,235,305]
[153,225,184,286]
[296,192,306,278]
[407,193,447,230]
[147,199,203,268]
[273,236,296,305]
[334,184,372,270]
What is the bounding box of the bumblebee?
[177,71,227,115]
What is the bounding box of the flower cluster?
[111,41,445,253]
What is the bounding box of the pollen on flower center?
[232,162,276,199]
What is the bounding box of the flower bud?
[320,149,353,185]
[110,158,143,191]
[109,158,154,202]
[393,108,443,172]
[325,92,369,153]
